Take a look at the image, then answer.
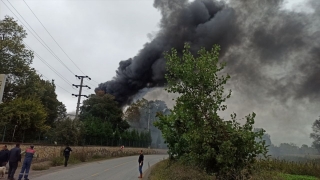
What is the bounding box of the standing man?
[63,145,72,167]
[8,143,21,180]
[18,145,37,180]
[138,150,144,178]
[0,145,9,167]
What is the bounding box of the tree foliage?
[80,93,130,132]
[154,44,267,178]
[0,97,49,142]
[0,16,35,102]
[45,118,84,146]
[0,16,67,142]
[310,117,320,152]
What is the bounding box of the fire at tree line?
[2,13,320,178]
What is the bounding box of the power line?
[22,0,87,75]
[36,70,74,94]
[23,41,74,87]
[22,0,103,86]
[2,0,102,88]
[2,0,76,76]
[92,79,100,84]
[85,80,98,87]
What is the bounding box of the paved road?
[30,155,167,180]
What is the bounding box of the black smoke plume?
[96,0,320,106]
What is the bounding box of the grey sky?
[0,0,316,147]
[1,0,161,113]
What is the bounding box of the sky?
[0,0,162,114]
[0,0,316,146]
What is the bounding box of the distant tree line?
[257,130,318,157]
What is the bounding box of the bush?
[155,44,268,179]
[51,156,64,166]
[70,152,87,163]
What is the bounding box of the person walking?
[63,145,72,167]
[7,143,21,180]
[0,145,9,167]
[138,150,144,178]
[18,145,37,180]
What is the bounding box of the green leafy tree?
[80,93,129,132]
[82,115,113,145]
[47,118,84,146]
[39,80,66,126]
[56,102,67,122]
[0,97,49,142]
[0,17,67,142]
[0,16,35,102]
[155,44,267,178]
[310,117,320,152]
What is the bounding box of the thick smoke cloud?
[97,0,320,108]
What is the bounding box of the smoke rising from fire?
[96,0,320,108]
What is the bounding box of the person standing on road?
[138,150,144,178]
[18,145,37,180]
[8,143,21,180]
[63,145,72,167]
[0,145,9,167]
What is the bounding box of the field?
[148,156,320,180]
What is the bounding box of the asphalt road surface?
[31,155,167,180]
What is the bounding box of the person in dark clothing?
[8,144,21,180]
[0,145,9,167]
[18,145,37,180]
[63,145,72,167]
[138,150,144,178]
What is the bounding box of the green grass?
[255,158,320,178]
[149,159,215,180]
[149,158,320,180]
[280,174,318,180]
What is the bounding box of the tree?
[82,115,113,145]
[123,98,148,122]
[155,44,267,178]
[0,97,49,142]
[310,117,320,152]
[46,118,84,146]
[0,16,67,141]
[39,79,66,126]
[0,16,35,102]
[80,93,129,132]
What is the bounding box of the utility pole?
[72,75,91,119]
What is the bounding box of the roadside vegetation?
[32,150,136,171]
[149,158,320,180]
[151,44,320,180]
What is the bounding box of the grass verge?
[148,159,215,180]
[148,158,320,180]
[280,174,318,180]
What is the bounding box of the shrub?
[155,44,268,179]
[51,156,64,166]
[70,152,87,163]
